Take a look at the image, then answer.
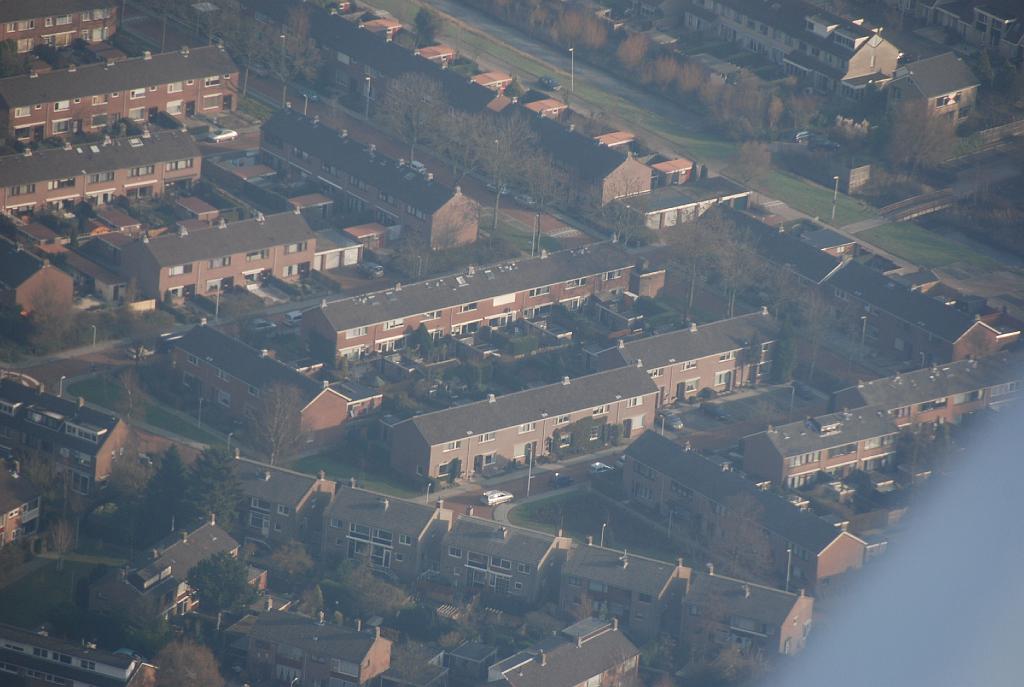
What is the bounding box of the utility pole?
[569,47,575,93]
[364,75,372,120]
[831,175,840,224]
[279,34,288,107]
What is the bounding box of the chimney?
[350,476,357,488]
[318,470,326,480]
[498,526,509,540]
[620,552,629,568]
[374,626,381,638]
[611,617,619,631]
[427,172,434,181]
[562,376,570,386]
[617,339,624,350]
[487,393,496,403]
[436,498,444,510]
[576,635,583,648]
[341,129,348,138]
[180,45,190,57]
[263,470,271,481]
[677,557,684,567]
[322,380,330,389]
[151,548,160,560]
[381,497,390,511]
[265,597,274,611]
[181,530,188,543]
[143,50,152,60]
[539,651,546,667]
[586,535,593,546]
[689,322,698,333]
[68,64,77,72]
[209,512,216,526]
[259,349,269,358]
[356,618,362,632]
[707,562,715,576]
[318,610,325,625]
[395,282,402,291]
[200,317,208,326]
[368,143,376,156]
[761,305,769,316]
[218,218,227,229]
[78,396,85,409]
[29,69,38,78]
[255,211,265,224]
[743,584,751,599]
[466,505,474,517]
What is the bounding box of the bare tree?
[888,101,958,173]
[50,518,74,571]
[735,141,772,183]
[29,288,73,352]
[378,74,446,163]
[665,217,717,319]
[154,640,225,687]
[249,383,306,465]
[438,110,486,181]
[616,34,649,70]
[709,494,775,585]
[478,112,536,234]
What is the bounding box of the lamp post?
[525,446,535,498]
[788,381,796,421]
[785,546,793,592]
[59,375,67,397]
[303,93,309,116]
[831,175,840,224]
[227,431,234,454]
[198,397,204,428]
[569,47,574,93]
[859,315,868,361]
[600,522,607,547]
[279,34,288,107]
[492,138,501,233]
[426,480,432,501]
[90,324,97,348]
[364,75,372,120]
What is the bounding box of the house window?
[719,351,735,361]
[650,368,664,378]
[130,164,155,177]
[128,107,146,121]
[422,310,442,320]
[8,183,36,196]
[52,119,72,134]
[168,263,192,276]
[284,241,308,254]
[202,94,220,110]
[47,177,76,190]
[186,353,199,366]
[92,94,108,105]
[89,113,108,128]
[208,256,231,268]
[448,546,462,558]
[130,88,146,99]
[13,107,29,118]
[519,422,535,433]
[626,396,642,408]
[277,504,292,516]
[444,440,462,451]
[460,302,478,313]
[54,100,70,111]
[682,360,697,370]
[479,431,496,443]
[346,326,368,339]
[714,371,731,386]
[529,286,550,297]
[166,158,193,171]
[399,534,412,545]
[385,318,404,330]
[588,426,601,441]
[604,269,623,280]
[204,76,221,87]
[217,390,231,407]
[517,562,532,574]
[555,414,571,425]
[168,81,184,93]
[565,277,586,289]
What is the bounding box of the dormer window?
[0,400,19,416]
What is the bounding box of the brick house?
[623,432,867,590]
[591,310,779,404]
[388,366,660,480]
[830,351,1024,428]
[888,52,980,122]
[171,324,379,443]
[321,486,454,582]
[0,623,155,687]
[245,611,392,686]
[302,242,641,362]
[260,110,479,249]
[441,516,572,605]
[741,407,902,489]
[0,467,40,548]
[118,211,316,300]
[234,456,336,550]
[0,1,118,54]
[680,571,814,656]
[487,618,639,687]
[685,0,901,98]
[912,1,1024,65]
[0,45,238,141]
[0,130,201,213]
[560,542,690,643]
[0,237,74,314]
[530,115,651,205]
[89,518,240,621]
[0,377,128,495]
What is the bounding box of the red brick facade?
[0,4,117,54]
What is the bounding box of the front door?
[148,106,159,120]
[185,101,196,116]
[33,125,44,141]
[222,94,233,110]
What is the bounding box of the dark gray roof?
[636,177,748,213]
[248,611,380,660]
[0,0,114,22]
[326,485,443,537]
[723,208,844,284]
[758,406,900,457]
[0,46,237,108]
[262,110,462,214]
[174,324,321,399]
[0,238,48,289]
[448,641,496,662]
[234,457,320,507]
[133,211,315,266]
[897,52,979,98]
[528,115,631,181]
[0,377,120,457]
[626,432,848,553]
[801,227,855,250]
[318,242,633,333]
[831,351,1024,412]
[0,623,139,687]
[595,311,778,371]
[494,622,639,687]
[447,516,559,565]
[685,572,803,627]
[0,131,199,188]
[564,544,683,598]
[827,261,985,343]
[0,469,38,514]
[402,366,658,446]
[135,522,238,584]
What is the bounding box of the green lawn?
[66,376,124,410]
[291,450,420,498]
[483,210,562,254]
[509,490,680,561]
[0,560,106,628]
[750,169,876,227]
[859,222,995,269]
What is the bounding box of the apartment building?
[0,377,127,495]
[487,618,639,687]
[681,571,814,656]
[913,0,1024,64]
[592,310,779,405]
[0,622,155,687]
[171,324,379,443]
[321,486,454,582]
[388,366,659,480]
[0,130,201,213]
[560,543,690,642]
[0,1,118,53]
[685,0,901,97]
[888,52,980,121]
[742,407,902,488]
[118,211,316,300]
[0,467,40,548]
[89,518,240,621]
[235,457,336,549]
[0,237,74,314]
[261,110,480,249]
[0,45,238,141]
[441,516,572,605]
[302,242,641,362]
[830,352,1024,428]
[624,432,867,590]
[245,611,392,686]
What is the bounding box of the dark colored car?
[539,75,561,91]
[550,472,574,488]
[701,402,730,422]
[359,262,385,279]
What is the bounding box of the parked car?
[808,137,840,152]
[514,193,537,207]
[284,310,303,327]
[155,331,184,353]
[589,461,615,475]
[539,75,561,90]
[793,380,816,400]
[481,490,515,506]
[206,128,238,142]
[359,262,384,279]
[486,182,510,195]
[701,402,730,422]
[658,411,685,432]
[126,341,155,360]
[249,318,277,335]
[409,160,428,175]
[550,472,574,488]
[794,130,812,143]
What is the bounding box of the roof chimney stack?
[488,393,496,403]
[743,584,751,599]
[263,470,271,481]
[562,376,570,385]
[586,535,593,546]
[689,321,698,332]
[349,476,357,488]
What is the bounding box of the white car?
[481,490,514,506]
[589,461,615,475]
[206,128,238,142]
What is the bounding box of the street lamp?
[227,431,234,454]
[279,34,288,107]
[90,324,97,348]
[492,138,501,233]
[198,397,204,428]
[364,75,372,121]
[785,546,793,592]
[788,381,796,421]
[859,315,868,361]
[831,175,840,224]
[600,522,607,547]
[59,375,67,397]
[569,47,574,93]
